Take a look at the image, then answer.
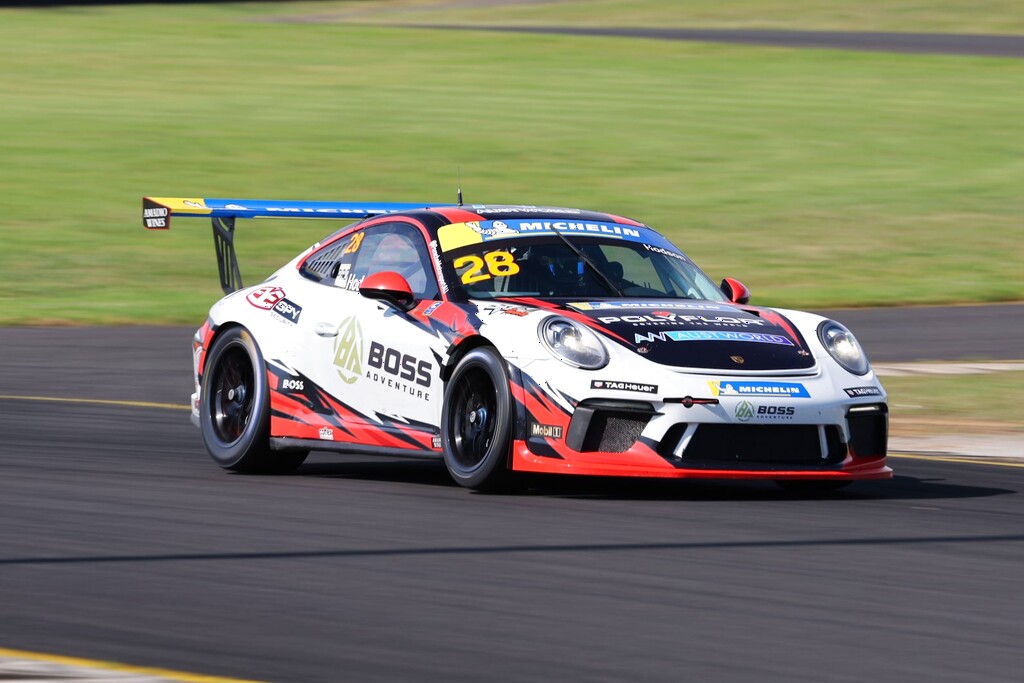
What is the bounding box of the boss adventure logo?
[333,315,363,384]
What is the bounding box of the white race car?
[145,196,891,492]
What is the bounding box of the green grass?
[0,2,1021,324]
[885,372,1024,431]
[330,0,1024,34]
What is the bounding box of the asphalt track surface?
[1,307,1022,682]
[392,25,1024,58]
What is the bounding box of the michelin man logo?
[466,220,517,237]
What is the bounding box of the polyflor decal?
[597,313,766,327]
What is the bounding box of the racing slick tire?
[200,326,307,474]
[441,346,516,491]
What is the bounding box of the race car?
[143,196,891,491]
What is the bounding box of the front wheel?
[441,347,515,491]
[200,326,307,474]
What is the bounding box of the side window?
[337,222,440,300]
[300,239,351,282]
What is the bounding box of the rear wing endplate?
[143,197,435,294]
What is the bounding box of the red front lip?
[511,442,892,480]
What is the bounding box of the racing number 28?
[453,251,520,285]
[342,232,364,254]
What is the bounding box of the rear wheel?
[200,326,307,474]
[441,347,515,491]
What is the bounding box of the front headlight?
[539,316,609,369]
[817,320,870,376]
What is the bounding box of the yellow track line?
[890,453,1024,468]
[0,395,189,411]
[0,647,264,683]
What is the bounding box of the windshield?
[442,235,727,301]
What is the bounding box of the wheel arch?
[441,334,497,384]
[442,334,528,444]
[198,321,307,473]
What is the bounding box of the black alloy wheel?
[441,347,515,491]
[200,326,307,474]
[211,345,256,445]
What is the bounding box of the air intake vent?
[566,400,655,453]
[847,404,888,457]
[678,424,845,468]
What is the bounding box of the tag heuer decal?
[590,380,657,394]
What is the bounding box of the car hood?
[563,300,816,372]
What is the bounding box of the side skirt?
[270,437,441,459]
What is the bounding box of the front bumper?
[509,369,891,481]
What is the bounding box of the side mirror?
[720,277,751,305]
[359,271,417,311]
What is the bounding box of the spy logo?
[333,315,363,384]
[735,401,755,422]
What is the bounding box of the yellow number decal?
[485,251,521,277]
[342,232,364,255]
[454,251,520,285]
[454,255,488,284]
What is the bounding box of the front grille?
[677,424,846,468]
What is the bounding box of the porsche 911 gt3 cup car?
[144,196,891,491]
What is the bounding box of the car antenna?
[456,166,463,206]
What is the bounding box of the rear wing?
[143,197,435,294]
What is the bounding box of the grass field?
[330,0,1024,34]
[0,2,1021,324]
[886,371,1024,433]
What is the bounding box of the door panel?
[285,220,449,450]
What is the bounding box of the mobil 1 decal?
[366,341,432,401]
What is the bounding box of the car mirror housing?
[720,277,751,305]
[359,271,417,311]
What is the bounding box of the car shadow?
[293,454,1015,501]
[297,456,457,488]
[518,474,1015,501]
